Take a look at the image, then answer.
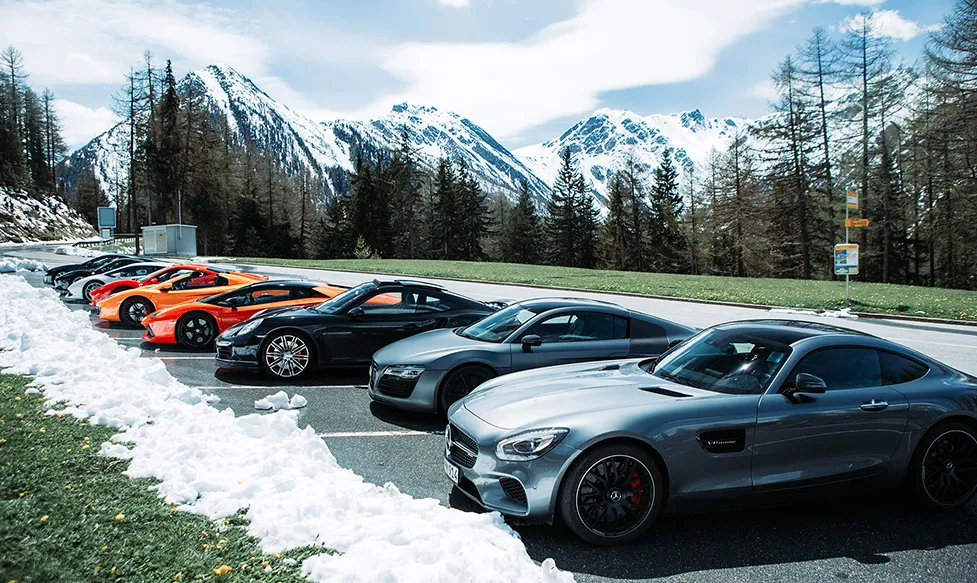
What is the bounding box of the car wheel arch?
[550,434,671,523]
[905,414,977,506]
[436,362,499,411]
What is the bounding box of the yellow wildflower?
[18,492,27,498]
[81,444,89,450]
[15,413,22,418]
[212,565,232,576]
[38,427,44,433]
[40,515,48,521]
[115,513,125,521]
[101,545,107,551]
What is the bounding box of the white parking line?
[194,385,365,390]
[152,356,216,360]
[316,430,436,438]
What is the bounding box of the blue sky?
[0,0,951,150]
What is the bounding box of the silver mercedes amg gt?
[445,320,977,545]
[368,297,695,413]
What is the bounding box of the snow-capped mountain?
[64,64,550,206]
[515,108,753,204]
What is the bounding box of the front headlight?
[384,365,425,380]
[496,428,569,462]
[235,318,264,336]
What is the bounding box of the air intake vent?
[641,386,692,398]
[697,429,746,454]
[600,364,621,371]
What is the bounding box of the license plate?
[443,458,459,484]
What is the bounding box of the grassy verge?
[230,258,977,322]
[0,373,327,582]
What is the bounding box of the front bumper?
[367,364,447,413]
[444,404,570,522]
[98,305,120,322]
[214,337,260,370]
[142,320,177,344]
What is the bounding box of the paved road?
[7,249,977,583]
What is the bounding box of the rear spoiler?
[485,299,513,309]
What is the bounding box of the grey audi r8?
[445,320,977,545]
[369,298,695,413]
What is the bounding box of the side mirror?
[159,284,172,293]
[667,339,684,349]
[521,334,542,352]
[347,306,365,319]
[786,373,827,401]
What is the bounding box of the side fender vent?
[697,429,746,454]
[641,386,692,398]
[600,363,621,371]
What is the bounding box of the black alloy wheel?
[913,423,977,508]
[261,331,313,380]
[83,280,103,302]
[120,297,154,327]
[176,313,218,348]
[560,443,664,545]
[439,366,496,413]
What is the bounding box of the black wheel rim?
[180,317,215,347]
[444,370,490,408]
[264,335,310,378]
[127,300,150,323]
[922,429,977,506]
[576,455,654,538]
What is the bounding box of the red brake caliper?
[630,471,642,506]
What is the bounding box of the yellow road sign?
[845,218,870,228]
[847,190,858,210]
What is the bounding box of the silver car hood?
[463,359,712,430]
[373,328,489,366]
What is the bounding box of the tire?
[558,442,665,546]
[260,331,316,380]
[119,296,155,327]
[438,365,496,413]
[175,312,218,348]
[909,421,977,510]
[82,280,103,302]
[69,275,84,285]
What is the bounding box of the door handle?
[860,399,889,412]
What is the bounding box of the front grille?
[447,424,478,469]
[369,361,379,389]
[145,325,155,338]
[499,477,527,505]
[217,345,232,360]
[377,375,419,398]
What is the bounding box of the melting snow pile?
[0,257,48,273]
[769,307,857,320]
[0,274,572,583]
[55,245,103,257]
[254,391,307,411]
[0,187,96,243]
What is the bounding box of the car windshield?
[649,328,791,395]
[458,304,544,343]
[313,282,377,314]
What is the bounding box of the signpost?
[845,218,870,228]
[96,207,117,251]
[837,189,863,305]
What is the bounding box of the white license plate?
[443,458,459,484]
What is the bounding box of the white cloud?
[53,99,118,149]
[821,0,885,6]
[748,79,779,102]
[440,0,472,6]
[0,0,270,86]
[360,0,812,141]
[840,9,941,41]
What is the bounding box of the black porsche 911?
[215,280,501,380]
[44,253,136,285]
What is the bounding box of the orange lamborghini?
[141,280,348,348]
[97,269,267,327]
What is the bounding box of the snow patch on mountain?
[0,187,97,244]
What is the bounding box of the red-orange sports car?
[141,280,348,347]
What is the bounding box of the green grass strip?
[230,258,977,322]
[0,373,328,582]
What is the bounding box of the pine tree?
[502,180,541,264]
[389,125,423,258]
[0,45,28,188]
[649,148,688,273]
[544,147,599,268]
[601,172,631,270]
[455,159,489,261]
[428,157,459,260]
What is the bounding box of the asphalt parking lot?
[10,255,977,583]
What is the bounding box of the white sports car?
[64,261,169,302]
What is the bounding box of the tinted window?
[171,271,223,291]
[251,288,291,305]
[459,304,544,343]
[359,291,416,315]
[291,287,323,300]
[613,316,629,339]
[790,348,881,391]
[880,351,929,385]
[529,312,618,343]
[415,292,458,313]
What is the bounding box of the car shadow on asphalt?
[213,368,370,387]
[369,401,447,433]
[513,496,977,580]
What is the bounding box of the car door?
[751,347,910,490]
[327,290,430,364]
[509,310,630,372]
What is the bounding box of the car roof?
[374,279,446,291]
[712,319,872,345]
[242,279,329,289]
[514,297,622,311]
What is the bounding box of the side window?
[613,316,629,339]
[251,289,291,305]
[530,312,617,343]
[790,348,881,391]
[171,271,219,290]
[415,293,459,313]
[291,287,318,300]
[359,291,416,315]
[880,351,929,385]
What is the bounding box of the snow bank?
[0,187,97,243]
[254,390,307,411]
[769,307,857,320]
[0,257,48,273]
[55,245,103,257]
[0,274,572,583]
